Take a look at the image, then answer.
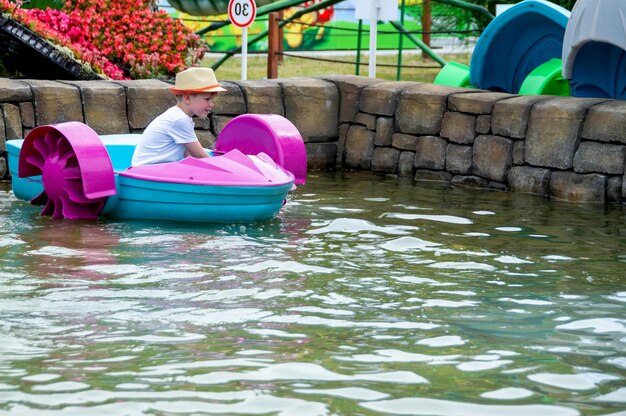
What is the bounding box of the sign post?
[355,0,398,78]
[228,0,256,80]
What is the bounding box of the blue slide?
[562,0,626,99]
[469,0,570,94]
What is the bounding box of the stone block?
[336,123,350,167]
[0,79,32,102]
[392,133,418,151]
[582,100,626,144]
[492,95,547,138]
[320,75,382,123]
[0,116,5,148]
[448,91,513,114]
[24,80,83,125]
[398,151,415,178]
[372,147,400,173]
[415,136,447,170]
[193,116,211,130]
[212,81,246,115]
[476,114,491,134]
[472,135,513,182]
[446,144,472,174]
[360,81,418,116]
[64,80,129,134]
[0,157,6,179]
[196,129,216,149]
[212,115,235,137]
[233,79,283,115]
[114,79,174,129]
[451,175,489,188]
[508,166,551,195]
[281,78,339,142]
[526,97,605,169]
[2,104,22,141]
[513,140,525,165]
[415,169,452,183]
[488,181,509,192]
[440,111,476,144]
[355,112,377,130]
[573,142,626,174]
[18,102,35,129]
[306,142,337,170]
[550,171,606,203]
[607,176,622,203]
[375,117,394,146]
[344,125,374,170]
[395,83,467,136]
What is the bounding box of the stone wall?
[1,75,625,204]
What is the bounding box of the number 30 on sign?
[228,0,257,28]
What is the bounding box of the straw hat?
[170,67,227,95]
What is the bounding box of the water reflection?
[0,173,624,415]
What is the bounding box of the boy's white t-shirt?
[131,106,197,166]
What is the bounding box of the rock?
[360,81,418,116]
[476,114,491,134]
[414,169,452,183]
[306,142,338,170]
[344,125,374,170]
[372,147,400,173]
[64,80,129,134]
[448,91,512,114]
[451,175,489,188]
[492,95,547,138]
[355,112,377,130]
[375,117,394,146]
[2,104,22,142]
[508,166,551,196]
[0,79,32,102]
[392,133,418,151]
[550,171,606,203]
[446,143,472,174]
[319,75,382,123]
[18,102,35,129]
[573,141,626,174]
[398,151,415,178]
[472,135,513,182]
[281,78,339,142]
[113,79,174,129]
[581,100,626,144]
[233,79,283,115]
[23,80,83,125]
[607,176,622,203]
[525,97,605,169]
[440,111,476,144]
[415,136,447,170]
[396,83,466,135]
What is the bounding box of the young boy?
[131,67,226,166]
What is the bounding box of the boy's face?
[186,92,217,119]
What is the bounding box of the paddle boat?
[7,114,307,223]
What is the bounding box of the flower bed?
[0,0,208,79]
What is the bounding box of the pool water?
[0,172,624,415]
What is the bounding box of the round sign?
[228,0,257,28]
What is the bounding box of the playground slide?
[469,0,570,94]
[562,0,626,100]
[435,0,571,96]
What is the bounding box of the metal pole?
[396,0,406,81]
[241,27,248,80]
[356,19,363,76]
[267,12,279,78]
[422,0,431,49]
[390,20,446,67]
[368,0,378,78]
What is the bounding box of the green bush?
[21,0,64,10]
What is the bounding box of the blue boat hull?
[102,175,292,223]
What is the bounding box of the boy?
[131,67,226,166]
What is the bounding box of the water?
[0,171,624,416]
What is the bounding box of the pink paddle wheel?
[18,122,116,220]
